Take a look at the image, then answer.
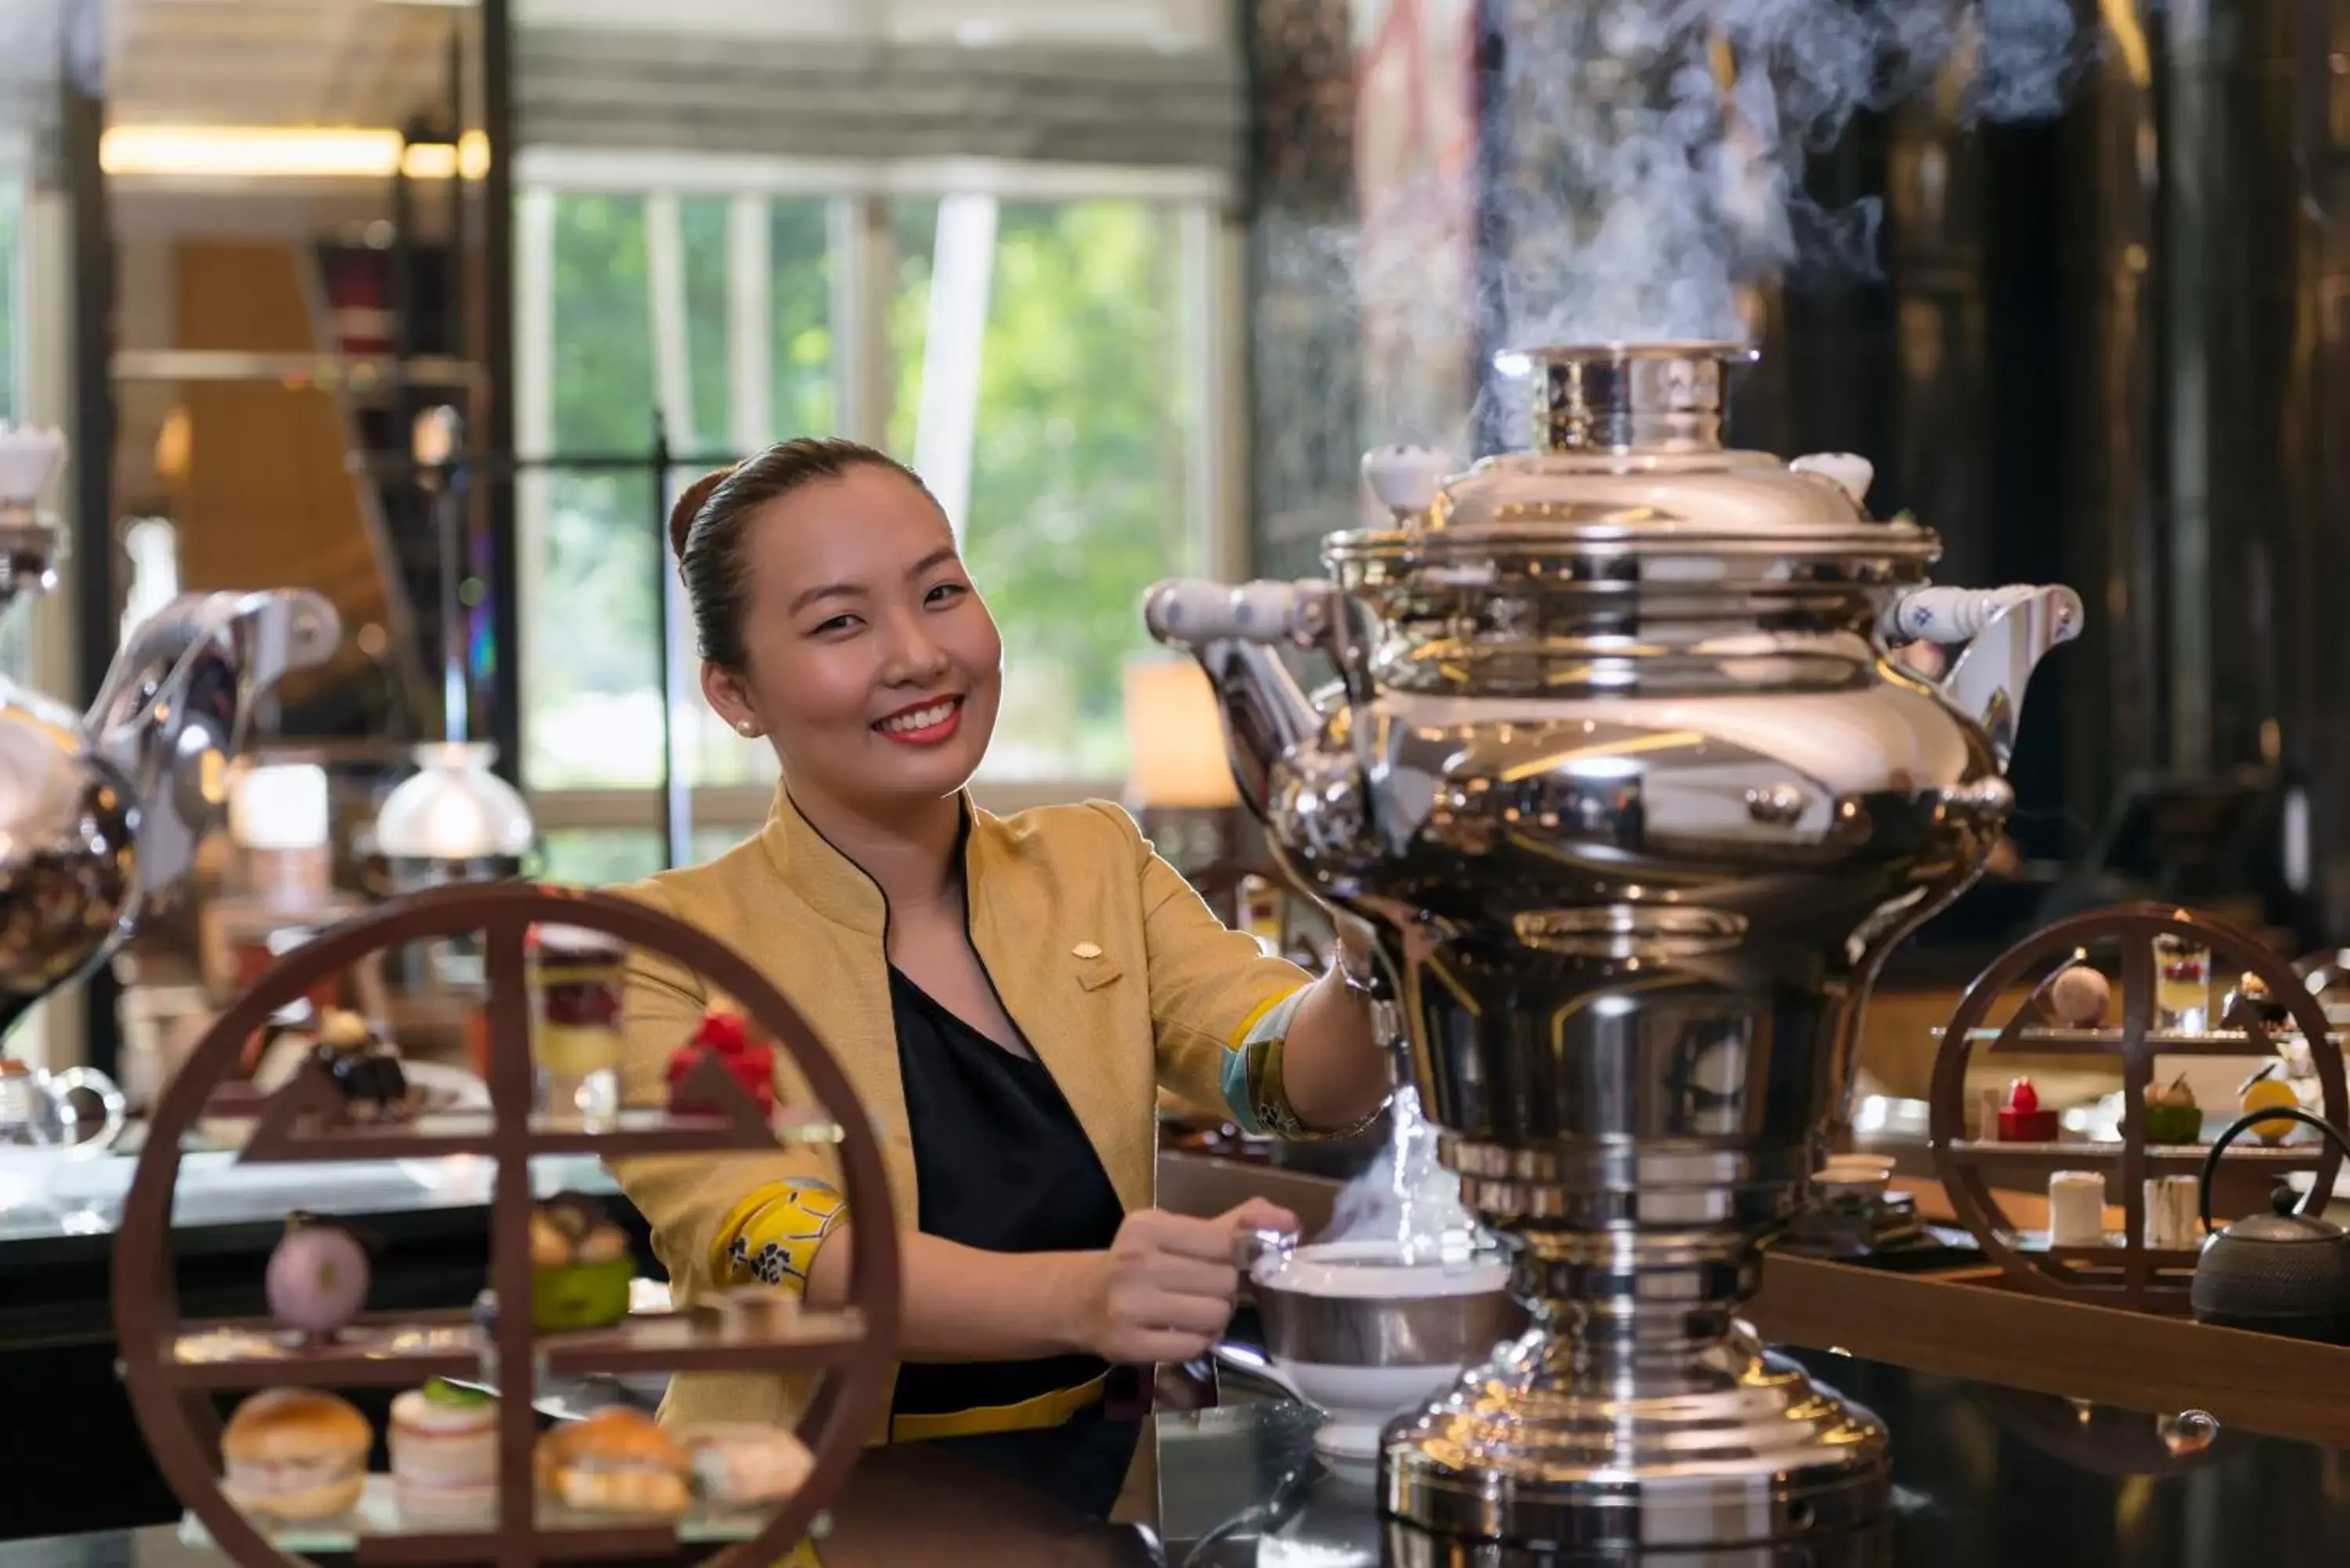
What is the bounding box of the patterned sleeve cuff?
[1217,986,1378,1141]
[712,1180,848,1292]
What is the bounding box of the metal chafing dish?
[1148,342,2080,1554]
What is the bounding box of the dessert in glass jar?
[531,924,625,1125]
[2153,932,2211,1032]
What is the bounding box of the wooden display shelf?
[1749,1249,2350,1450]
[237,1057,838,1165]
[164,1306,867,1388]
[2012,1235,2204,1267]
[178,1476,804,1566]
[1928,905,2350,1317]
[538,1308,868,1376]
[168,1310,479,1389]
[526,1107,844,1158]
[1945,1138,2324,1173]
[1934,1025,2332,1056]
[116,883,902,1568]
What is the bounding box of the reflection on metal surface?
[1152,344,2080,1552]
[2159,1409,2221,1458]
[0,430,340,1042]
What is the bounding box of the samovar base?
[1381,1513,1894,1568]
[1379,1325,1889,1554]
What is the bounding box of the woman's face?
[713,465,1002,814]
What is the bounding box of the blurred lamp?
[1123,659,1238,877]
[1123,659,1238,810]
[229,762,330,852]
[230,759,332,909]
[374,741,534,862]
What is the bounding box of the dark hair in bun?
[667,438,935,670]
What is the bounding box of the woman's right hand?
[1070,1199,1297,1364]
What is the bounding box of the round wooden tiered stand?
[112,883,901,1568]
[1929,903,2347,1312]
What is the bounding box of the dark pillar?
[63,5,121,1079]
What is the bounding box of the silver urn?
[0,428,340,1045]
[1146,343,2080,1553]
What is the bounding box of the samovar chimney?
[1520,341,1752,453]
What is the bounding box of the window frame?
[513,149,1246,858]
[0,133,63,1065]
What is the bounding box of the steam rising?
[1264,0,2086,484]
[1477,0,2080,351]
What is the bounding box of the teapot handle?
[1232,1226,1300,1277]
[51,1065,126,1157]
[2197,1106,2350,1235]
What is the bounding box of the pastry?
[221,1388,371,1523]
[311,1010,412,1122]
[2047,1171,2107,1247]
[391,1379,497,1525]
[534,927,625,1091]
[2046,962,2110,1028]
[677,1422,813,1509]
[1997,1077,2059,1142]
[2144,1176,2200,1249]
[666,1008,776,1116]
[266,1215,370,1337]
[2238,1064,2302,1145]
[2222,970,2294,1032]
[2142,1075,2202,1144]
[530,1193,634,1331]
[534,1409,690,1519]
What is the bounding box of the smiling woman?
[602,436,1393,1519]
[668,443,1003,816]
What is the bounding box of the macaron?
[390,1380,497,1525]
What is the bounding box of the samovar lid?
[1326,342,1939,574]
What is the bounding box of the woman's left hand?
[1068,1199,1298,1364]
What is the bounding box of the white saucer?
[1311,1418,1383,1489]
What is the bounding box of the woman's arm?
[804,1201,1296,1364]
[604,882,848,1298]
[1095,803,1390,1137]
[1276,956,1389,1130]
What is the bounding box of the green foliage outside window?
[523,186,1200,804]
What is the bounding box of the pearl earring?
[736,721,757,737]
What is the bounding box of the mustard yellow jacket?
[606,789,1311,1438]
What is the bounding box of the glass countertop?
[0,1140,616,1245]
[4,1351,2348,1567]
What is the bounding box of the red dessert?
[667,1008,776,1115]
[1998,1076,2059,1142]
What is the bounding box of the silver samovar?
[1147,344,2080,1554]
[0,427,341,1048]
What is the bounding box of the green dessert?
[2143,1075,2203,1145]
[529,1194,633,1331]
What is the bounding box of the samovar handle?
[86,589,342,912]
[1884,584,2084,771]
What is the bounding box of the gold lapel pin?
[1072,941,1102,959]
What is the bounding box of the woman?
[608,437,1391,1517]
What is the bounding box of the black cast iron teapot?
[2192,1106,2350,1342]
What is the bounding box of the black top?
[887,965,1125,1419]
